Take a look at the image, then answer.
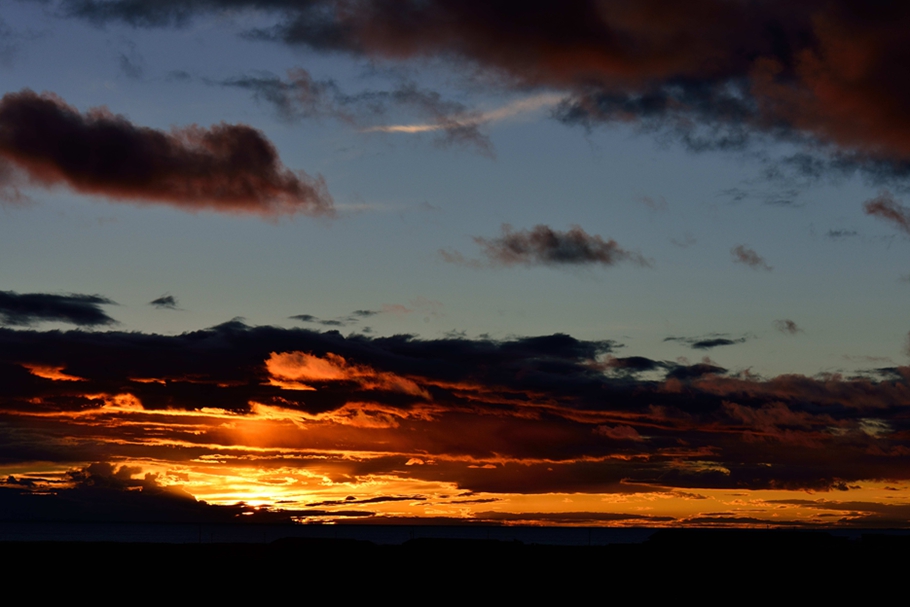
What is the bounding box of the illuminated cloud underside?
[1,322,909,527]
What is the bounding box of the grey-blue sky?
[0,1,907,378]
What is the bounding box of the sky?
[1,0,910,528]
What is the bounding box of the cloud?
[863,190,910,235]
[219,69,495,156]
[53,1,910,181]
[635,195,668,212]
[774,319,802,335]
[117,40,145,79]
[0,290,116,326]
[290,314,346,327]
[0,89,334,217]
[3,320,910,501]
[826,229,858,239]
[149,294,178,310]
[731,245,772,271]
[447,224,651,268]
[664,335,749,350]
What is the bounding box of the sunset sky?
[1,0,910,528]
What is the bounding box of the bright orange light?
[22,363,84,382]
[266,351,429,397]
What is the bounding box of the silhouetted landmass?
[1,528,907,595]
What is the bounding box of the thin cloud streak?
[364,93,564,133]
[864,190,910,235]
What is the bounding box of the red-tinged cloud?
[731,245,772,271]
[0,90,334,216]
[863,190,910,234]
[446,224,650,268]
[52,1,910,173]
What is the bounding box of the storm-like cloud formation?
[0,89,334,217]
[446,224,650,268]
[1,319,909,504]
[0,290,116,326]
[46,1,910,178]
[864,191,910,235]
[731,245,772,271]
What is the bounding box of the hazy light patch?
[364,93,565,133]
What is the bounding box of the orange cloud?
[265,351,429,397]
[22,363,84,382]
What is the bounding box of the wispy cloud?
[365,92,563,133]
[864,190,910,235]
[731,245,772,271]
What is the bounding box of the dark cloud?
[731,245,772,271]
[1,320,909,496]
[774,319,802,335]
[149,294,178,310]
[603,356,663,373]
[289,312,357,327]
[664,335,748,350]
[289,314,318,323]
[0,89,334,217]
[690,338,747,350]
[0,462,294,523]
[0,290,116,326]
[664,362,727,380]
[863,190,910,234]
[450,224,651,268]
[52,1,910,180]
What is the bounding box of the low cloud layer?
[0,290,116,326]
[444,224,650,268]
[0,90,334,217]
[0,320,908,499]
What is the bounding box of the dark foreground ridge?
[4,529,908,594]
